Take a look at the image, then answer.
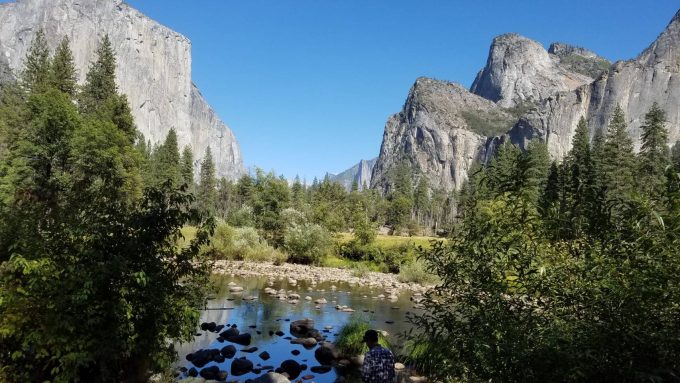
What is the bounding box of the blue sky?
[125,1,678,181]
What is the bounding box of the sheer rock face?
[470,34,601,108]
[510,9,680,158]
[371,77,511,192]
[0,0,244,179]
[329,158,377,191]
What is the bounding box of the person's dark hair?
[362,329,379,343]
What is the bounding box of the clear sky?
[124,0,679,181]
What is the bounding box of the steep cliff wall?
[0,0,244,179]
[371,78,512,192]
[510,9,680,158]
[329,158,377,191]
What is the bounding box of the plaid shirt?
[361,345,396,383]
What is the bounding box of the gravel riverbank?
[213,261,430,294]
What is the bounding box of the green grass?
[335,316,391,357]
[336,233,441,250]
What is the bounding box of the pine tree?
[21,29,51,93]
[180,146,194,188]
[638,103,670,199]
[601,105,636,207]
[672,141,680,172]
[50,36,78,97]
[197,146,217,215]
[567,117,593,236]
[80,35,117,111]
[152,128,181,185]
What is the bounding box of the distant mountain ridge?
[372,9,680,193]
[327,158,377,191]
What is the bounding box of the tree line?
[0,30,213,382]
[407,105,680,382]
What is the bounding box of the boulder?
[279,360,302,380]
[199,366,220,380]
[259,351,271,360]
[395,362,406,370]
[220,345,236,358]
[314,342,339,365]
[227,333,252,346]
[290,318,315,337]
[219,327,239,338]
[231,358,253,376]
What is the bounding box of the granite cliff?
[373,9,680,193]
[329,158,377,191]
[0,0,244,179]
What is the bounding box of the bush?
[226,204,255,227]
[209,223,287,263]
[337,240,415,273]
[397,259,438,285]
[335,316,391,357]
[283,223,331,265]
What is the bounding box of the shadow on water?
[175,273,422,382]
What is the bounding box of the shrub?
[208,223,286,263]
[335,316,391,357]
[283,223,331,264]
[397,259,438,285]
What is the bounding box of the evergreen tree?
[80,34,117,111]
[180,145,194,187]
[50,36,78,97]
[21,29,51,93]
[601,105,636,211]
[638,103,670,199]
[672,141,680,172]
[566,117,593,236]
[197,146,217,215]
[152,128,181,185]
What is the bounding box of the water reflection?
[176,274,420,382]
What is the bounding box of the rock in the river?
[199,366,220,380]
[225,333,252,346]
[394,362,406,370]
[229,286,244,293]
[310,365,332,374]
[251,372,291,383]
[259,351,271,360]
[278,360,302,380]
[314,342,339,365]
[290,318,316,337]
[231,358,253,376]
[220,345,236,358]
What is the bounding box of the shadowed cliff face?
[329,158,377,191]
[371,78,512,192]
[0,0,244,179]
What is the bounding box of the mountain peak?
[637,8,680,65]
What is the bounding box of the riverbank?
[213,260,431,294]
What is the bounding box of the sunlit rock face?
[509,10,680,159]
[371,77,511,192]
[0,0,244,179]
[375,10,680,193]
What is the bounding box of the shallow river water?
[175,273,422,382]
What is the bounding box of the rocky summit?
[371,77,513,192]
[374,8,680,192]
[0,0,244,179]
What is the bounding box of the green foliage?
[50,37,78,98]
[207,223,287,263]
[180,145,194,188]
[335,316,391,357]
[460,108,516,137]
[80,35,117,113]
[409,105,680,383]
[397,258,438,285]
[197,146,217,215]
[638,102,670,200]
[21,29,51,93]
[283,222,331,265]
[0,33,212,382]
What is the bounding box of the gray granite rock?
[371,77,512,192]
[0,0,244,179]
